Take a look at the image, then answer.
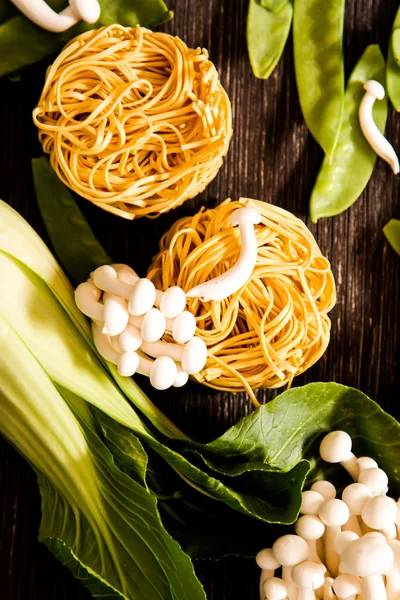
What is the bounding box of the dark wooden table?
[1,0,400,598]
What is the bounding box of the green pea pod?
[383,219,400,256]
[260,0,288,13]
[293,0,345,160]
[247,0,293,80]
[310,45,387,223]
[387,7,400,111]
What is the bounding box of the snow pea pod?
[293,0,345,160]
[310,45,387,223]
[383,219,400,256]
[247,0,293,80]
[387,7,400,112]
[261,0,288,12]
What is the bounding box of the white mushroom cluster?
[256,430,400,600]
[74,263,207,390]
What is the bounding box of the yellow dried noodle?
[33,25,232,219]
[147,199,336,406]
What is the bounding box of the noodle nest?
[147,199,336,405]
[33,25,232,220]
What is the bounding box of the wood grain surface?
[1,0,400,598]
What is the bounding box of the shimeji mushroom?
[357,457,378,472]
[359,80,400,175]
[295,515,325,564]
[361,496,398,538]
[385,539,400,600]
[256,548,281,600]
[128,278,157,316]
[342,483,373,536]
[341,532,394,600]
[311,481,337,501]
[75,281,104,321]
[10,0,100,32]
[139,308,167,343]
[301,491,326,515]
[118,351,140,377]
[322,577,335,600]
[119,324,142,352]
[358,468,389,496]
[166,311,197,344]
[332,574,362,600]
[319,431,359,480]
[159,286,187,319]
[291,561,325,600]
[93,265,133,298]
[140,337,207,375]
[102,293,129,336]
[186,206,262,302]
[272,535,309,600]
[263,577,288,600]
[135,352,178,390]
[318,499,350,577]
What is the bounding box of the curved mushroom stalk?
[75,281,104,321]
[186,207,261,301]
[140,337,207,375]
[359,80,399,175]
[11,0,100,33]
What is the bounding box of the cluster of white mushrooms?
[74,207,262,391]
[256,431,400,600]
[74,263,208,390]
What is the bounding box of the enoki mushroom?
[33,24,232,219]
[147,198,336,405]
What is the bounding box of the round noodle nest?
[33,25,232,220]
[147,198,336,405]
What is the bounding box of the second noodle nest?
[148,199,336,405]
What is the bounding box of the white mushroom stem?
[322,578,335,600]
[255,548,281,600]
[359,80,399,175]
[318,500,350,578]
[93,265,133,298]
[75,281,104,321]
[140,337,207,375]
[10,0,82,32]
[69,0,100,23]
[102,293,129,336]
[186,207,261,301]
[92,321,119,364]
[385,539,400,600]
[319,431,359,480]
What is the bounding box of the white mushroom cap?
[361,495,398,530]
[119,324,142,352]
[318,499,350,527]
[342,482,373,515]
[311,480,336,500]
[117,351,139,377]
[291,561,325,590]
[263,577,288,600]
[332,574,362,597]
[181,337,207,374]
[171,311,197,344]
[295,515,325,540]
[140,308,166,343]
[272,535,309,567]
[172,365,189,388]
[364,79,385,100]
[341,533,394,577]
[301,490,325,515]
[128,278,157,316]
[358,468,389,495]
[319,431,353,463]
[149,356,177,390]
[256,548,281,570]
[334,531,359,555]
[357,456,378,471]
[159,286,187,319]
[230,206,262,226]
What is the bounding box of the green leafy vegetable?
[383,219,400,256]
[293,0,345,160]
[0,315,205,600]
[310,45,387,222]
[32,158,112,285]
[247,0,293,80]
[0,0,172,77]
[387,7,400,112]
